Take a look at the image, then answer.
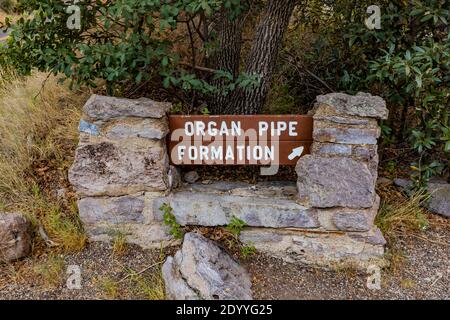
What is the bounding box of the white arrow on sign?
[287,146,304,161]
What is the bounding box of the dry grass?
[33,254,65,288]
[97,247,166,300]
[123,265,166,300]
[112,232,128,257]
[375,188,429,239]
[0,68,89,252]
[375,185,430,272]
[99,276,121,299]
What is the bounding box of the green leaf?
[445,141,450,153]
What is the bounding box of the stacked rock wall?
[69,95,178,247]
[70,92,389,268]
[298,92,386,213]
[241,92,388,268]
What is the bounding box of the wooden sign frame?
[168,115,313,166]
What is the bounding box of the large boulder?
[0,213,32,262]
[296,155,375,208]
[162,232,253,300]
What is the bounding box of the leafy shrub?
[281,0,449,185]
[1,0,448,184]
[0,0,257,97]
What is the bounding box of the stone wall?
[241,92,389,268]
[69,95,179,247]
[70,92,389,268]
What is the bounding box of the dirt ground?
[0,214,448,300]
[248,214,449,300]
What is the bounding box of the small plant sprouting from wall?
[226,216,247,237]
[160,203,183,239]
[225,216,256,259]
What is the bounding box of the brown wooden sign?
[168,115,313,165]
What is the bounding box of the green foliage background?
[280,0,449,187]
[0,0,449,185]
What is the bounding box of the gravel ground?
[0,242,177,300]
[0,214,448,300]
[248,214,449,300]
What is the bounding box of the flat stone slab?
[83,95,172,121]
[240,227,386,269]
[103,118,169,140]
[184,180,298,199]
[154,181,319,229]
[162,232,253,300]
[78,193,146,225]
[313,127,380,145]
[153,182,378,231]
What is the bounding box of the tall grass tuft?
[375,189,429,238]
[0,69,88,252]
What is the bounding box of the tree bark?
[207,10,245,114]
[225,0,298,114]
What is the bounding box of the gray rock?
[84,221,173,248]
[168,165,182,190]
[184,170,199,184]
[316,92,388,120]
[0,213,32,262]
[153,191,319,229]
[104,118,169,140]
[313,127,380,145]
[393,178,412,189]
[312,142,352,157]
[83,95,171,121]
[69,139,169,196]
[79,119,100,136]
[352,145,378,160]
[78,194,145,225]
[162,232,253,300]
[313,114,371,125]
[162,256,199,300]
[349,227,387,246]
[186,181,298,199]
[428,183,450,218]
[296,155,375,208]
[376,177,392,187]
[240,227,386,269]
[332,196,379,232]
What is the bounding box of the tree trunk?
[225,0,298,114]
[207,10,244,114]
